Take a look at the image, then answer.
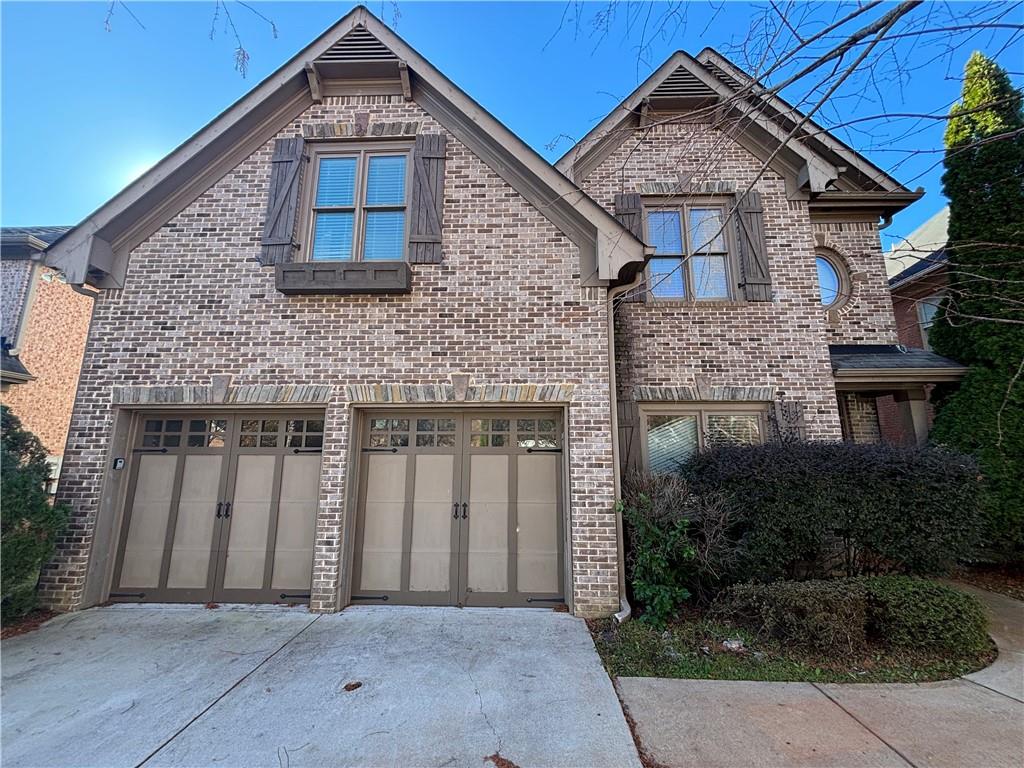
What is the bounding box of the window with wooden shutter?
[407,133,447,264]
[260,137,306,266]
[734,190,773,302]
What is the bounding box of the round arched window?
[815,255,844,308]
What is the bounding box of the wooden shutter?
[734,190,773,302]
[614,193,646,301]
[408,133,447,264]
[259,137,306,266]
[614,193,644,240]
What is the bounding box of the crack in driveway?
[134,615,321,768]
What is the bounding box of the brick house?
[1,226,92,489]
[877,208,953,443]
[38,7,963,617]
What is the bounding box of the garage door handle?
[461,502,468,519]
[452,502,459,519]
[215,502,223,519]
[223,502,232,519]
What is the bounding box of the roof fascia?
[697,48,909,194]
[833,366,968,386]
[888,260,947,291]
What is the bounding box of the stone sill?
[276,260,411,295]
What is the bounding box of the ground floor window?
[641,404,766,473]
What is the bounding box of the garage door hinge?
[351,594,390,601]
[526,597,565,603]
[109,592,146,598]
[526,448,562,453]
[279,592,311,600]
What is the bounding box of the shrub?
[712,579,868,654]
[863,576,989,653]
[622,472,738,606]
[1,406,68,623]
[684,441,983,582]
[713,576,989,656]
[619,485,694,626]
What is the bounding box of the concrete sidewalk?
[619,584,1024,768]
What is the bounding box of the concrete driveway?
[2,604,640,768]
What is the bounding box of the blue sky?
[2,1,1021,247]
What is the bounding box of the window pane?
[363,211,405,260]
[647,415,699,473]
[312,212,354,260]
[365,156,406,205]
[816,256,840,306]
[315,157,356,206]
[705,415,761,449]
[646,211,683,254]
[650,257,685,299]
[691,255,730,299]
[918,296,942,327]
[688,208,727,252]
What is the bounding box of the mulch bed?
[1,609,56,640]
[953,564,1024,601]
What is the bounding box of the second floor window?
[917,293,944,350]
[309,149,408,261]
[645,203,733,300]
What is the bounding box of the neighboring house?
[877,209,953,443]
[1,226,91,490]
[36,6,965,618]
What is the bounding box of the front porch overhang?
[830,344,968,391]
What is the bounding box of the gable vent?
[650,66,717,100]
[703,62,746,92]
[317,26,396,63]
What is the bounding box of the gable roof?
[556,48,922,212]
[46,5,646,288]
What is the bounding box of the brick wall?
[877,267,948,443]
[1,267,93,455]
[1,260,33,341]
[42,94,620,617]
[577,119,889,440]
[840,392,881,443]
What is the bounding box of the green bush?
[713,576,989,656]
[1,406,68,623]
[618,486,694,626]
[683,442,983,582]
[712,579,868,654]
[863,576,990,652]
[622,472,738,604]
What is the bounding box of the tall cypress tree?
[929,52,1024,559]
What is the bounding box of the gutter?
[607,271,646,624]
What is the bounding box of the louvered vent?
[703,63,745,92]
[317,26,396,62]
[650,67,717,99]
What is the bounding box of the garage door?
[111,413,324,604]
[351,411,564,607]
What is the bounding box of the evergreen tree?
[929,52,1024,559]
[1,406,68,621]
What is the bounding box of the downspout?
[607,269,645,624]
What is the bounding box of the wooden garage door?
[111,413,324,604]
[351,411,564,607]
